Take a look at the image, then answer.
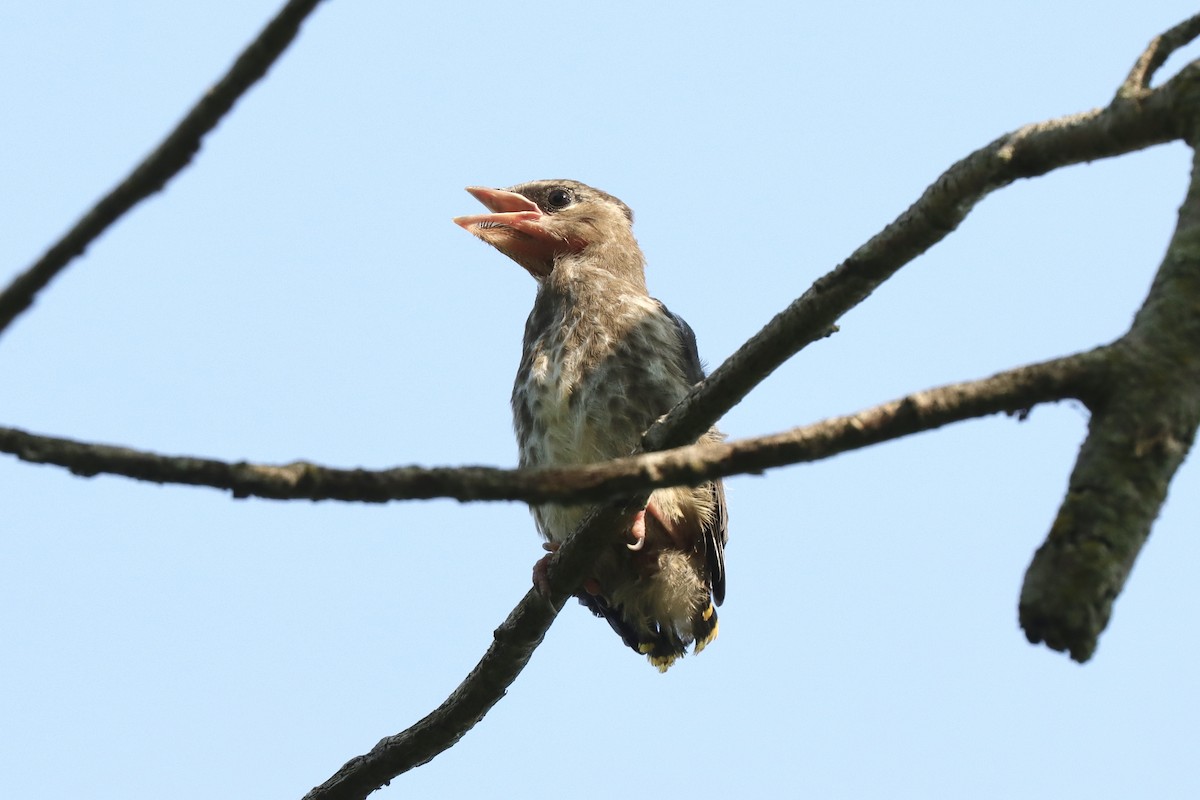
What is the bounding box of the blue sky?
[3,2,1199,798]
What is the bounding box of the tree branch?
[301,499,645,800]
[0,0,326,338]
[1019,91,1200,661]
[643,30,1200,454]
[0,351,1102,505]
[1119,12,1200,98]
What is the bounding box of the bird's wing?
[658,301,706,385]
[576,592,643,652]
[655,299,729,606]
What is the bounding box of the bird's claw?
[627,509,647,551]
[534,540,602,597]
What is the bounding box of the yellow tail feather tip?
[648,654,677,673]
[694,620,719,654]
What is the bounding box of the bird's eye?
[546,188,572,210]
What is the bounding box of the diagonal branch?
[0,0,326,338]
[301,498,645,800]
[643,44,1200,455]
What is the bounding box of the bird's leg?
[533,540,602,596]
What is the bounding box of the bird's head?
[454,179,641,281]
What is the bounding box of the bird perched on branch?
[455,179,728,671]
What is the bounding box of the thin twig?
[0,0,326,337]
[1119,12,1200,98]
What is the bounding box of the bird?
[455,179,728,671]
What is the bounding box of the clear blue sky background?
[3,2,1199,798]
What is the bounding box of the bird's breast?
[513,294,688,474]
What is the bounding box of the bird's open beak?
[454,187,564,276]
[454,186,543,230]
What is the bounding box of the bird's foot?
[532,541,559,596]
[533,540,602,596]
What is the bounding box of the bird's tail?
[637,600,719,672]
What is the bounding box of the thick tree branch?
[0,352,1102,505]
[1019,118,1200,662]
[0,0,326,338]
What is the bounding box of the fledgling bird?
[455,179,728,671]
